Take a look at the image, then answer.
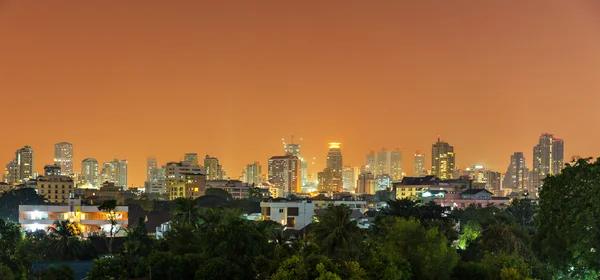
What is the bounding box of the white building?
[19,198,128,237]
[54,142,73,175]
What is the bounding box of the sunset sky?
[1,1,600,187]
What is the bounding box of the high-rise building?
[165,161,206,199]
[3,159,20,185]
[100,159,127,190]
[390,149,403,181]
[532,133,564,193]
[204,155,224,180]
[503,152,529,193]
[413,151,426,177]
[375,149,389,176]
[268,154,301,196]
[54,142,73,175]
[146,158,158,182]
[283,138,307,186]
[365,151,376,174]
[242,162,262,185]
[431,138,455,180]
[342,166,360,192]
[44,165,61,176]
[326,143,343,172]
[16,146,34,183]
[318,167,342,193]
[356,172,376,195]
[81,158,99,188]
[184,153,199,167]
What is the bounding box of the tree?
[535,158,600,276]
[97,199,121,254]
[374,217,458,280]
[171,197,200,225]
[39,264,75,280]
[0,188,46,221]
[458,220,482,249]
[311,205,360,259]
[0,264,14,280]
[205,188,233,201]
[47,220,83,260]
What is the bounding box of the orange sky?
[1,1,600,187]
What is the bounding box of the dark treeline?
[1,158,599,279]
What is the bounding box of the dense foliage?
[2,159,600,279]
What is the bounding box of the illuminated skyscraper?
[342,166,360,192]
[147,158,158,181]
[165,161,206,199]
[390,149,403,181]
[326,143,343,172]
[503,152,529,192]
[365,151,375,173]
[242,162,262,185]
[318,167,342,192]
[431,138,455,180]
[100,159,127,190]
[54,142,73,175]
[184,153,199,167]
[268,154,301,195]
[3,159,20,185]
[356,172,376,195]
[204,155,224,180]
[16,146,34,183]
[413,151,426,176]
[532,133,564,193]
[283,136,307,186]
[81,158,99,188]
[375,149,389,176]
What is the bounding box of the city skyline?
[2,1,598,186]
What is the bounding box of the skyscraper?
[100,159,127,190]
[81,158,99,188]
[54,142,73,175]
[3,159,20,185]
[326,143,343,172]
[413,151,426,177]
[318,167,342,193]
[532,133,564,192]
[375,148,389,176]
[146,157,158,182]
[390,148,403,181]
[242,162,262,185]
[283,138,307,186]
[165,161,206,199]
[184,153,199,166]
[204,155,224,180]
[16,146,34,183]
[342,166,360,192]
[356,172,376,195]
[431,138,455,180]
[503,152,529,192]
[268,154,301,196]
[365,151,375,173]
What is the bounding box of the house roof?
[397,175,439,185]
[461,189,492,195]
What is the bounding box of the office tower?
[503,152,529,192]
[326,143,343,172]
[204,155,224,180]
[54,142,73,175]
[375,149,389,176]
[283,137,307,186]
[242,162,262,185]
[431,138,455,180]
[484,170,502,195]
[318,167,342,193]
[147,158,158,181]
[100,159,127,189]
[357,172,376,194]
[342,166,360,192]
[532,133,564,192]
[3,159,20,185]
[365,151,376,174]
[268,154,301,195]
[184,153,199,167]
[81,158,99,188]
[413,151,426,177]
[165,161,206,199]
[390,148,403,181]
[16,146,34,183]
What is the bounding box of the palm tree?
[47,220,82,260]
[172,197,201,225]
[311,205,360,259]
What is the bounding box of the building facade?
[532,133,564,195]
[242,162,262,185]
[413,151,426,177]
[204,155,224,180]
[54,142,73,175]
[165,161,206,200]
[184,153,199,167]
[318,167,342,193]
[268,154,301,196]
[16,146,34,183]
[431,138,455,180]
[100,159,128,190]
[356,172,376,195]
[81,158,99,188]
[503,152,529,193]
[36,175,75,204]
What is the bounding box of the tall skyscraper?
[318,167,342,193]
[16,146,34,183]
[54,142,73,175]
[81,158,99,188]
[283,136,307,186]
[326,143,343,172]
[431,138,455,180]
[268,154,301,195]
[532,133,564,192]
[413,151,426,177]
[375,149,389,176]
[242,162,262,185]
[3,159,20,185]
[100,159,127,190]
[146,157,158,182]
[184,153,199,167]
[365,151,376,173]
[390,148,403,181]
[342,166,360,192]
[204,155,224,180]
[503,152,529,192]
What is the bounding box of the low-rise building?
[36,175,75,204]
[19,198,128,237]
[422,189,510,210]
